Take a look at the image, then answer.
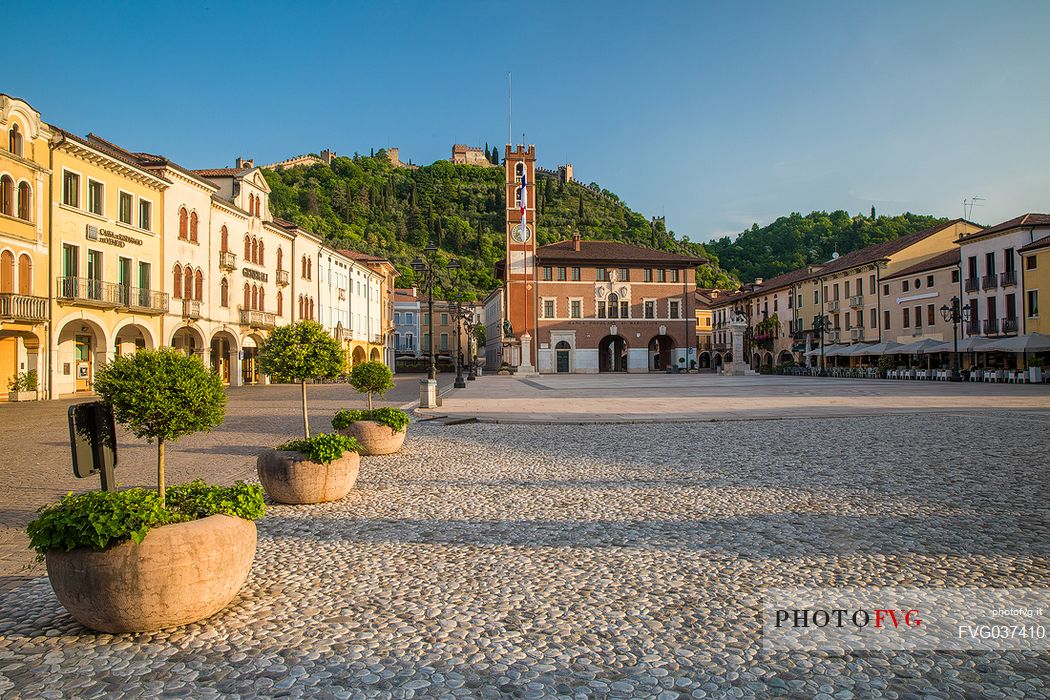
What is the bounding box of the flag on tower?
[518,164,527,233]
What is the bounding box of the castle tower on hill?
[451,144,496,167]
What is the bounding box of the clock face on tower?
[510,223,533,243]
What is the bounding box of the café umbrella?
[891,338,946,355]
[981,332,1050,353]
[848,340,903,356]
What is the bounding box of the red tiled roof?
[192,167,249,178]
[536,239,704,264]
[881,248,960,281]
[51,128,170,183]
[336,249,394,266]
[959,213,1050,242]
[1019,235,1050,254]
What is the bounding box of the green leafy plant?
[93,349,226,507]
[277,432,361,464]
[26,481,264,557]
[259,321,346,438]
[332,407,410,433]
[7,370,37,392]
[349,360,394,410]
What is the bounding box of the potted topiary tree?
[256,321,359,503]
[332,361,409,455]
[26,349,264,633]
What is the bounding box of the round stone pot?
[256,449,360,504]
[337,420,407,456]
[45,514,257,634]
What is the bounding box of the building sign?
[85,224,142,248]
[243,268,269,283]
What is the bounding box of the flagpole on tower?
[507,72,512,147]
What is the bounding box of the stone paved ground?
[0,410,1047,698]
[0,374,452,584]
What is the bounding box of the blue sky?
[11,1,1049,242]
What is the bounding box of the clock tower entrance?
[504,144,537,371]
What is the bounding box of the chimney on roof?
[236,157,254,169]
[572,231,581,252]
[754,278,764,285]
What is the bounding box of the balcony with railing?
[848,295,864,309]
[239,307,276,329]
[56,277,122,309]
[965,320,980,336]
[0,293,49,322]
[983,318,999,336]
[964,277,980,293]
[827,300,841,313]
[182,299,202,320]
[1000,269,1017,287]
[219,250,237,271]
[826,330,841,343]
[276,269,290,286]
[850,327,865,341]
[982,274,998,290]
[1001,317,1018,335]
[125,287,168,315]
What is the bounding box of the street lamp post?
[464,308,479,381]
[410,244,460,403]
[812,314,832,376]
[450,300,467,388]
[940,296,971,382]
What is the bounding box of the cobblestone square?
[0,382,1047,698]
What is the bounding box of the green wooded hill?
[703,211,951,284]
[263,151,952,294]
[263,150,721,296]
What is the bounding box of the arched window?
[17,254,31,295]
[244,283,250,309]
[16,182,30,221]
[307,258,312,280]
[251,238,258,264]
[220,225,229,252]
[189,211,198,243]
[220,278,229,307]
[178,207,188,239]
[277,247,283,271]
[258,241,264,265]
[0,251,14,293]
[259,286,265,311]
[173,265,183,299]
[309,297,314,320]
[607,293,619,319]
[8,124,23,157]
[244,235,251,260]
[248,194,255,216]
[301,256,306,277]
[183,265,193,300]
[251,284,258,310]
[194,270,203,300]
[298,295,304,318]
[0,176,13,216]
[277,290,283,316]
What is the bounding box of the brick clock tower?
[504,144,537,371]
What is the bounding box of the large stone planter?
[337,420,407,456]
[7,390,37,402]
[257,449,359,504]
[44,514,256,634]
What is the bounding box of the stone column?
[518,333,535,374]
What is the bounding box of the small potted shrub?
[332,361,410,455]
[8,369,38,401]
[256,433,362,504]
[27,349,263,633]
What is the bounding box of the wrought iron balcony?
[965,320,980,336]
[983,318,999,335]
[182,299,202,320]
[126,287,169,315]
[848,295,864,309]
[982,274,998,290]
[1000,270,1017,287]
[826,330,840,343]
[0,293,48,322]
[1001,317,1018,335]
[219,250,237,271]
[276,269,290,286]
[850,327,865,340]
[56,277,122,308]
[239,307,276,329]
[964,277,980,293]
[827,300,841,313]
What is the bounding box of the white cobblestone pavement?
[0,411,1048,698]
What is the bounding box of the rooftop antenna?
[963,196,984,221]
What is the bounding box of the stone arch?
[113,320,157,352]
[171,325,207,358]
[352,346,367,365]
[598,335,628,373]
[55,315,110,395]
[369,347,380,361]
[777,350,794,366]
[698,351,711,369]
[648,334,675,371]
[763,351,774,368]
[209,329,240,385]
[752,352,762,369]
[713,352,723,371]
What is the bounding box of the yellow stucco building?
[49,129,169,397]
[0,95,51,399]
[1020,236,1050,335]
